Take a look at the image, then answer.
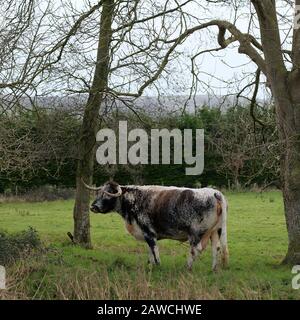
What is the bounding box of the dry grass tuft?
[0,251,274,300]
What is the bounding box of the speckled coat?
[90,182,229,270]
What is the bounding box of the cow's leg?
[187,244,202,270]
[187,233,204,270]
[187,230,214,270]
[144,234,160,265]
[211,230,221,272]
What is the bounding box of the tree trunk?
[250,0,300,264]
[282,150,300,264]
[280,75,300,264]
[233,166,240,190]
[269,70,300,264]
[73,0,114,248]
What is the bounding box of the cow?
[82,180,229,271]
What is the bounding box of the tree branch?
[109,19,268,97]
[250,68,265,127]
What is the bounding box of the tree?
[69,0,196,247]
[257,0,300,264]
[73,0,114,247]
[212,106,278,189]
[171,0,300,263]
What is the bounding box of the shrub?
[21,185,75,202]
[0,185,75,203]
[0,227,41,266]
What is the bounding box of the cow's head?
[82,180,122,214]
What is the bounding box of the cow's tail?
[220,194,229,267]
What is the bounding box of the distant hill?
[1,94,270,116]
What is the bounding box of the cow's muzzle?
[90,205,100,213]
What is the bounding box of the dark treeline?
[0,105,280,194]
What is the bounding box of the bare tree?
[253,0,300,264]
[212,106,279,189]
[72,0,114,247]
[71,0,197,247]
[167,0,300,264]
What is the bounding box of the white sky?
[27,1,295,101]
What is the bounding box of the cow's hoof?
[187,263,193,271]
[212,266,220,273]
[187,258,194,271]
[147,260,160,266]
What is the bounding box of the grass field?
[0,190,300,300]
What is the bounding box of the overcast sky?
[36,1,295,101]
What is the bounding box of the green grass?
[0,191,299,299]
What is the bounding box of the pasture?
[0,191,299,300]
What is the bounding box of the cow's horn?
[81,178,102,191]
[103,185,122,197]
